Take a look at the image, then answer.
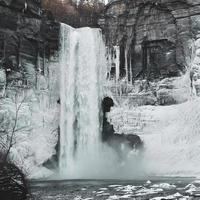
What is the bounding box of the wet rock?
[102,97,143,151]
[42,155,58,170]
[107,133,143,151]
[102,119,115,141]
[0,162,29,200]
[126,134,143,149]
[43,126,60,170]
[102,97,115,141]
[102,96,114,113]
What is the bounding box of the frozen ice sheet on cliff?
[0,91,59,177]
[108,97,200,176]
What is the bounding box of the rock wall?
[0,0,59,89]
[0,1,60,178]
[0,0,41,16]
[100,0,200,81]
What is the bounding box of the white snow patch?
[151,183,176,190]
[107,195,119,200]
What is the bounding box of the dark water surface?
[31,177,200,199]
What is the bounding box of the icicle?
[129,56,133,85]
[23,0,27,12]
[125,48,128,82]
[114,46,120,81]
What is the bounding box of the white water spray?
[59,24,106,178]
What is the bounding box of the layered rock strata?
[100,0,200,105]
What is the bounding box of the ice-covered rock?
[185,184,198,195]
[145,180,152,186]
[107,195,119,200]
[135,187,163,196]
[0,83,59,178]
[108,185,122,188]
[151,183,176,190]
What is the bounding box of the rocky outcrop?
[102,97,143,153]
[0,1,60,177]
[100,0,200,81]
[0,162,29,200]
[0,0,59,89]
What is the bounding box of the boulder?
[126,134,143,149]
[102,96,114,113]
[0,162,29,200]
[107,133,143,151]
[102,96,143,152]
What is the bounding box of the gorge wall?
[0,0,59,90]
[102,1,200,176]
[0,0,61,178]
[100,0,200,105]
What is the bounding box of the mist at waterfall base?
[57,23,200,180]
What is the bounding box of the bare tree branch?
[3,94,27,162]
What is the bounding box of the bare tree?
[0,93,27,162]
[0,93,29,200]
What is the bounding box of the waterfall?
[59,24,106,178]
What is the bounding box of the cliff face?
[0,0,59,89]
[100,0,200,106]
[0,1,60,177]
[100,0,200,81]
[0,0,41,16]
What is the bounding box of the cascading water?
[59,23,106,178]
